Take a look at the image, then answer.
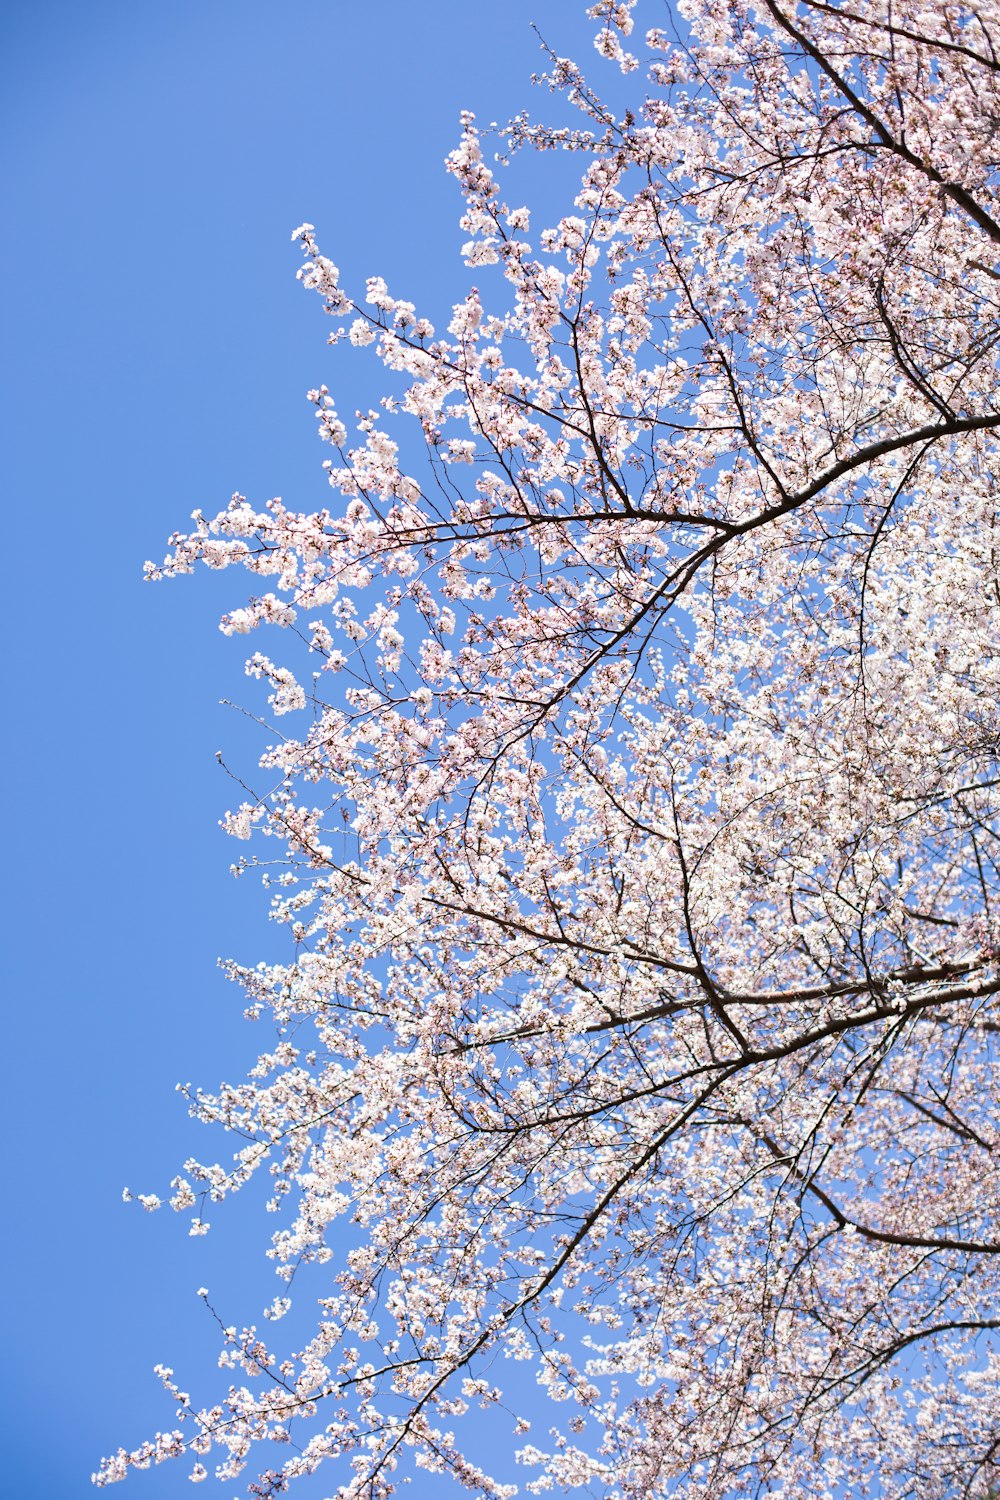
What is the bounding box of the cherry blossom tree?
[98,2,1000,1496]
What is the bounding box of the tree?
[97,2,1000,1496]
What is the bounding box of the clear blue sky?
[1,2,600,1494]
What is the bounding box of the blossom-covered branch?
[101,3,1000,1496]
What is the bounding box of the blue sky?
[1,2,602,1494]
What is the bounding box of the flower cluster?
[103,4,1000,1497]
